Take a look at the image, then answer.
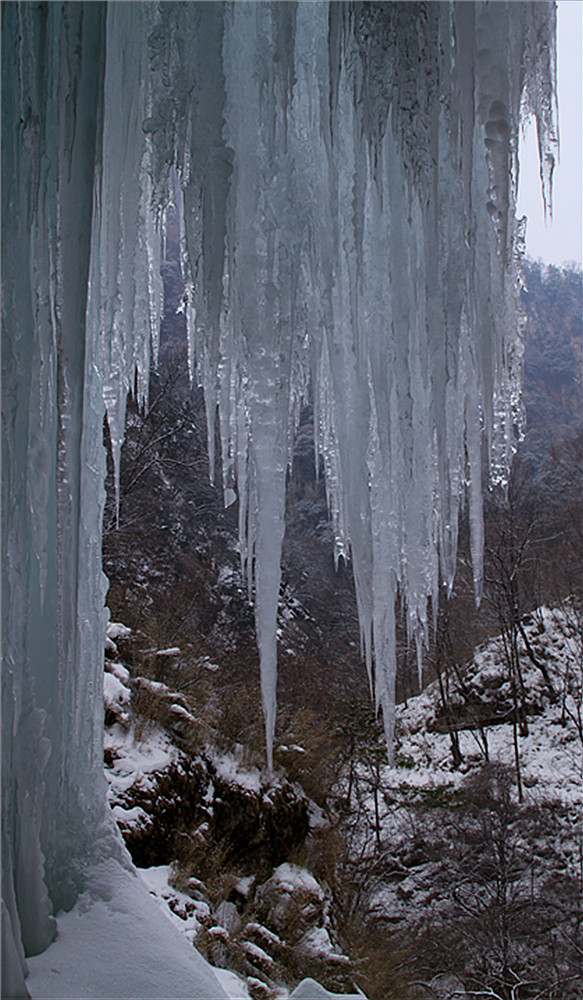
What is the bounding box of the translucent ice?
[2,3,556,989]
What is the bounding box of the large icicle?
[2,4,557,990]
[142,1,558,768]
[218,3,309,770]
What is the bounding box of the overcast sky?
[516,0,582,267]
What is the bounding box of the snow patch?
[270,864,324,899]
[107,622,132,641]
[212,752,262,793]
[290,980,366,999]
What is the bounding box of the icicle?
[2,10,558,981]
[172,0,555,767]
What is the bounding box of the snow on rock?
[132,676,194,718]
[111,804,149,830]
[290,980,366,1000]
[135,676,174,697]
[25,860,229,999]
[105,635,119,658]
[241,939,276,971]
[245,978,277,1000]
[295,927,338,962]
[103,672,131,728]
[235,876,257,901]
[102,640,311,880]
[105,725,177,797]
[215,900,241,935]
[307,800,329,832]
[246,922,286,952]
[105,659,130,685]
[107,622,132,642]
[266,865,325,901]
[105,728,210,868]
[213,752,263,793]
[170,704,198,724]
[138,864,211,943]
[202,757,310,867]
[130,674,202,748]
[256,864,326,944]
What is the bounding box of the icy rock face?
[2,2,556,991]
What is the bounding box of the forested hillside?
[522,261,582,462]
[101,253,582,998]
[103,255,582,720]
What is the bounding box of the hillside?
[100,256,582,998]
[521,262,582,464]
[97,602,582,999]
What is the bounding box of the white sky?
[517,0,582,267]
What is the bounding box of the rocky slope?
[103,621,361,999]
[103,601,582,999]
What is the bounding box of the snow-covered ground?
[25,859,365,1000]
[390,604,582,805]
[25,858,231,999]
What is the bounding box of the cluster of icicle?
[163,1,556,768]
[0,3,558,990]
[104,6,559,771]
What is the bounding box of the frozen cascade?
[2,2,556,993]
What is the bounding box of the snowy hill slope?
[338,603,582,998]
[393,603,582,803]
[29,603,580,999]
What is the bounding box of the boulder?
[255,864,325,944]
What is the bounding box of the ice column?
[2,3,162,994]
[2,5,107,993]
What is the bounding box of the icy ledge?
[25,860,229,1000]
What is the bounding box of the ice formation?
[2,2,556,993]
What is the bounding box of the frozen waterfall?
[2,2,556,994]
